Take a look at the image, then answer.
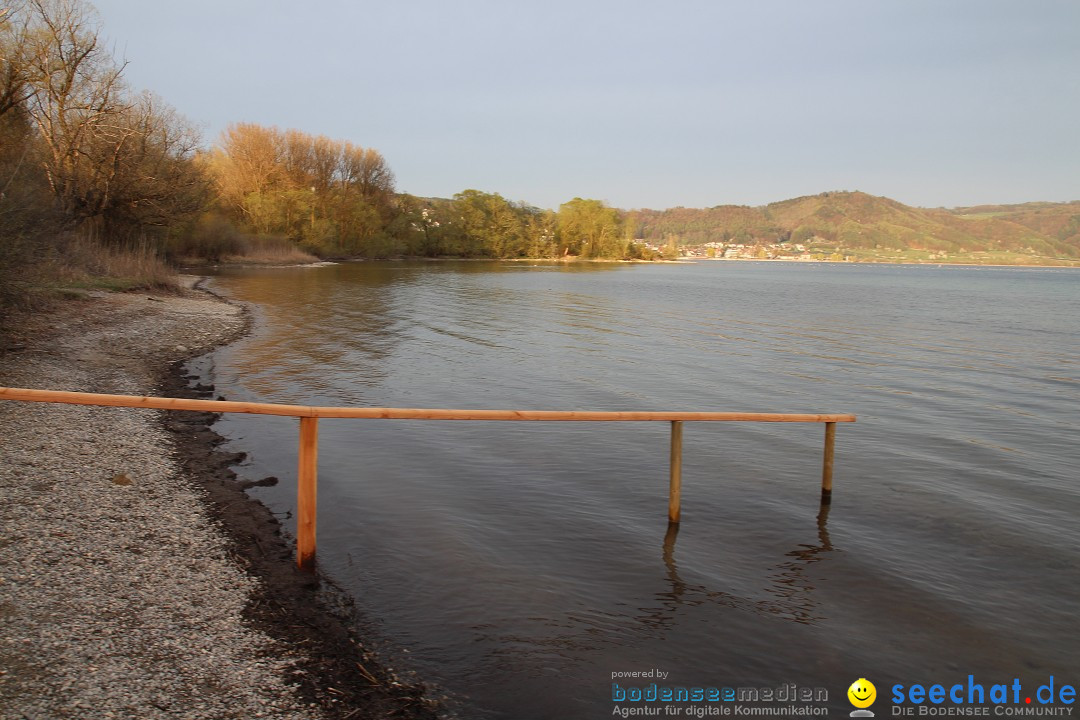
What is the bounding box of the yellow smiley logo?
[848,678,876,708]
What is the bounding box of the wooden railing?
[0,386,855,570]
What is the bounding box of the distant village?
[639,240,853,262]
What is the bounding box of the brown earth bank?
[0,280,446,720]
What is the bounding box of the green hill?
[628,192,1080,263]
[951,201,1080,248]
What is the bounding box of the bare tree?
[4,0,205,236]
[20,0,128,221]
[0,1,35,118]
[85,90,206,231]
[210,122,285,229]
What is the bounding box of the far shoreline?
[683,257,1080,269]
[180,254,1080,273]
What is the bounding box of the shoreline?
[178,255,689,271]
[0,280,442,719]
[181,254,1080,272]
[698,257,1080,268]
[160,281,445,719]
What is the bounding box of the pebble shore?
[0,281,325,719]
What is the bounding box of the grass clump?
[48,234,178,292]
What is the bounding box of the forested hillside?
[630,192,1080,259]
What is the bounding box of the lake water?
[201,261,1080,718]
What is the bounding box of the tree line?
[204,128,651,260]
[399,192,655,260]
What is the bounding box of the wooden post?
[297,416,319,571]
[669,421,683,523]
[821,421,836,504]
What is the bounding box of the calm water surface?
[200,261,1080,718]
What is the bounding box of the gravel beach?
[0,280,440,720]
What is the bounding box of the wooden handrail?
[0,387,856,423]
[0,385,855,570]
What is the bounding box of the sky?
[89,0,1080,211]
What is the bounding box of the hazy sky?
[90,0,1080,211]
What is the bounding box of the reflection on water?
[205,261,1080,718]
[655,503,834,630]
